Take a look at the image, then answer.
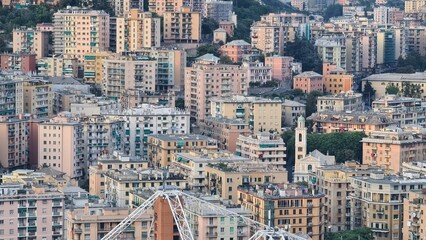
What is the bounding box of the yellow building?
[163,7,201,43]
[23,79,53,118]
[37,55,78,77]
[405,0,426,13]
[238,184,325,240]
[205,162,288,202]
[316,162,383,232]
[349,173,426,240]
[210,95,282,133]
[147,134,218,167]
[148,0,184,16]
[403,189,426,240]
[83,52,114,84]
[67,205,152,240]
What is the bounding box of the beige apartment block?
[0,115,30,169]
[83,52,114,84]
[38,112,85,180]
[250,22,286,56]
[205,162,288,202]
[316,162,383,232]
[163,6,201,43]
[147,134,218,167]
[210,95,282,133]
[372,94,426,127]
[53,8,110,63]
[282,99,306,127]
[112,0,144,16]
[37,55,78,77]
[198,116,251,152]
[308,111,396,134]
[236,133,286,169]
[23,79,53,118]
[405,0,426,13]
[362,126,426,173]
[13,26,50,59]
[172,150,250,192]
[403,189,426,240]
[238,184,325,240]
[0,184,65,240]
[102,55,157,98]
[185,55,249,122]
[350,173,426,240]
[148,0,184,16]
[89,152,149,198]
[67,205,152,240]
[317,92,363,113]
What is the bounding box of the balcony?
[207,232,218,237]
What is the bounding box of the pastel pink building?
[265,56,294,81]
[219,40,251,63]
[293,71,323,93]
[185,54,249,122]
[0,53,37,73]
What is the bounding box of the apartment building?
[205,162,288,201]
[250,22,286,56]
[316,162,383,232]
[113,10,161,52]
[185,55,249,122]
[219,40,251,63]
[53,90,92,114]
[362,126,426,173]
[0,53,37,73]
[104,168,187,206]
[350,173,426,240]
[83,52,113,85]
[104,104,190,157]
[148,0,184,16]
[308,111,396,134]
[238,184,325,240]
[265,56,294,82]
[374,6,404,25]
[111,0,144,16]
[317,92,363,112]
[315,35,346,70]
[0,115,30,169]
[13,26,50,59]
[102,55,157,97]
[210,95,282,133]
[242,61,272,84]
[403,189,426,240]
[205,0,233,21]
[38,112,84,180]
[0,78,24,116]
[236,133,286,169]
[213,28,227,44]
[37,55,78,77]
[282,100,306,127]
[23,79,53,118]
[323,67,353,94]
[125,49,186,91]
[198,116,251,152]
[372,95,426,127]
[121,90,176,109]
[0,184,65,240]
[293,71,323,93]
[163,7,202,43]
[172,150,250,192]
[70,97,121,116]
[363,72,426,100]
[53,7,110,63]
[405,0,426,13]
[147,134,218,167]
[67,204,152,240]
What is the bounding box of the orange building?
[219,40,251,63]
[265,56,294,81]
[293,71,323,93]
[323,63,353,94]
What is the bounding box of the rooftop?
[308,111,396,125]
[363,72,426,82]
[238,184,324,199]
[282,99,306,107]
[148,134,216,142]
[294,71,322,78]
[211,95,281,103]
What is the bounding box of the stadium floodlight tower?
[101,189,309,240]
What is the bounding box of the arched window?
[299,133,302,142]
[307,165,312,172]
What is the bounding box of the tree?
[362,81,375,106]
[293,88,304,97]
[285,37,322,73]
[196,44,220,57]
[327,227,373,240]
[175,98,185,109]
[201,17,219,36]
[323,4,343,21]
[220,55,234,64]
[403,82,422,98]
[261,81,279,88]
[385,84,399,95]
[306,91,322,117]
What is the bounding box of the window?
[230,227,234,233]
[220,227,225,233]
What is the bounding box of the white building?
[71,97,122,116]
[282,99,306,127]
[317,91,363,112]
[242,61,272,84]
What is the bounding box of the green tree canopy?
[323,4,343,21]
[196,44,220,57]
[327,227,373,240]
[285,37,322,73]
[306,90,323,117]
[362,81,375,106]
[385,84,399,95]
[403,82,422,98]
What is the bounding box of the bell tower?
[295,115,307,162]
